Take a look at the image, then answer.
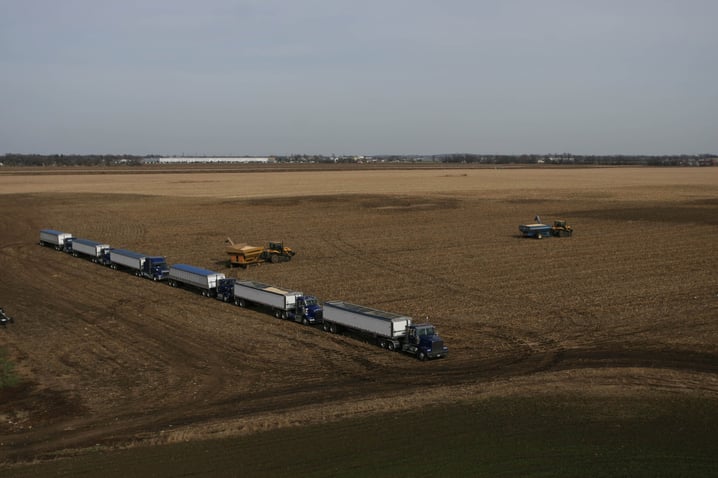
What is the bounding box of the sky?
[1,0,717,156]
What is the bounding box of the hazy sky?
[1,0,716,155]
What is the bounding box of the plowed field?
[1,166,717,468]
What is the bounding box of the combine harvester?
[519,216,573,239]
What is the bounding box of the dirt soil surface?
[1,166,717,464]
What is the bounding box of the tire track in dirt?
[320,232,483,297]
[8,338,718,464]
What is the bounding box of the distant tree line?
[276,153,716,166]
[0,154,145,166]
[1,153,715,167]
[433,153,717,166]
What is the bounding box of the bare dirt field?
[0,166,717,469]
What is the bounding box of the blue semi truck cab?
[140,256,170,281]
[288,295,323,324]
[401,324,448,360]
[216,278,237,302]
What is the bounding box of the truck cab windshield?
[417,326,435,337]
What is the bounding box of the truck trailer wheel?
[387,342,396,352]
[329,323,338,334]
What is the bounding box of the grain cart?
[167,264,225,297]
[220,279,322,324]
[70,238,111,264]
[109,249,170,281]
[518,222,554,239]
[225,238,295,267]
[39,229,74,251]
[519,216,573,239]
[322,300,448,360]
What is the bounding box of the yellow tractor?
[551,220,573,237]
[225,238,295,268]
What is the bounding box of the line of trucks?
[38,229,449,360]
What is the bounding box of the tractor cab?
[551,220,573,237]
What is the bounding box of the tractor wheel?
[270,254,279,264]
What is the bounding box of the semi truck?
[70,238,111,264]
[218,279,322,325]
[167,264,225,297]
[39,229,74,251]
[322,300,448,360]
[109,249,170,281]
